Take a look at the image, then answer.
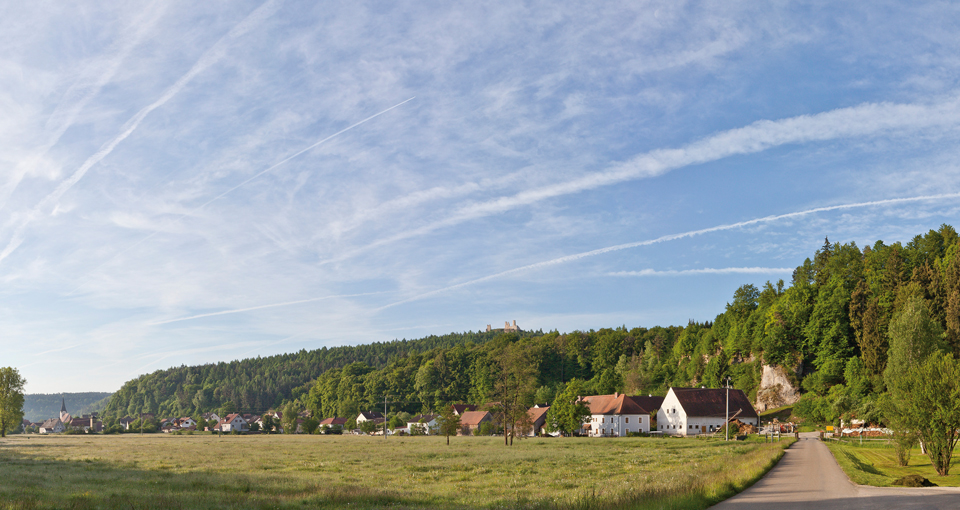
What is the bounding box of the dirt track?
[710,432,960,509]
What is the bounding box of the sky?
[4,1,960,394]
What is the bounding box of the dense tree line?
[102,330,533,419]
[104,225,960,442]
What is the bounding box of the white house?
[407,414,439,435]
[39,418,65,434]
[218,413,248,432]
[582,393,656,437]
[356,411,384,424]
[657,387,759,436]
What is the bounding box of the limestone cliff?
[754,364,801,412]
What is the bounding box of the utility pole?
[384,395,388,439]
[725,376,730,442]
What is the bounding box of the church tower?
[60,398,70,423]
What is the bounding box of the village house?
[526,406,550,437]
[457,411,492,435]
[177,417,197,429]
[319,417,347,430]
[582,393,654,437]
[408,414,439,435]
[39,418,65,434]
[119,416,136,430]
[356,411,384,424]
[657,387,759,436]
[216,413,248,433]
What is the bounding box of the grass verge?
[825,440,960,487]
[0,434,792,509]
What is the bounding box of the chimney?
[614,392,618,398]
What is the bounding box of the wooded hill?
[102,330,536,418]
[102,224,960,428]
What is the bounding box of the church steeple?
[60,398,69,423]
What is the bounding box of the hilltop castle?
[486,320,520,333]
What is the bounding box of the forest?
[102,224,960,430]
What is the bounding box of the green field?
[826,440,960,487]
[0,434,792,509]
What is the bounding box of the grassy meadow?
[1,433,791,510]
[826,440,960,487]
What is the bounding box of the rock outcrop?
[754,364,800,412]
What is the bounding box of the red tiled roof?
[527,406,550,423]
[320,417,347,426]
[583,393,648,415]
[458,411,491,426]
[451,404,477,414]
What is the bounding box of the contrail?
[0,0,283,265]
[610,267,794,277]
[323,95,960,265]
[67,96,415,296]
[147,291,384,325]
[0,5,165,211]
[376,191,960,311]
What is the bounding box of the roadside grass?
[0,434,792,509]
[825,440,960,487]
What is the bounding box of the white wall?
[656,388,759,436]
[587,414,648,436]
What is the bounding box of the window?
[625,418,629,423]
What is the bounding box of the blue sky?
[4,1,960,393]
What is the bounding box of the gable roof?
[320,417,347,426]
[527,406,550,424]
[670,387,759,419]
[410,414,438,423]
[458,411,491,426]
[583,393,649,415]
[40,418,62,429]
[358,411,384,420]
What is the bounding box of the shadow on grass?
[841,450,884,476]
[0,440,791,510]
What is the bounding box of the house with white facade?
[39,418,65,434]
[408,414,439,435]
[217,413,248,432]
[582,393,658,437]
[356,411,384,424]
[657,387,759,436]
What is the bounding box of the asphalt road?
[710,432,960,510]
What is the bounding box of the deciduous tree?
[436,405,461,445]
[0,367,25,437]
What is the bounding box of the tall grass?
[826,440,960,487]
[0,434,790,509]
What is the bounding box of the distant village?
[23,387,760,438]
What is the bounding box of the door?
[701,425,706,434]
